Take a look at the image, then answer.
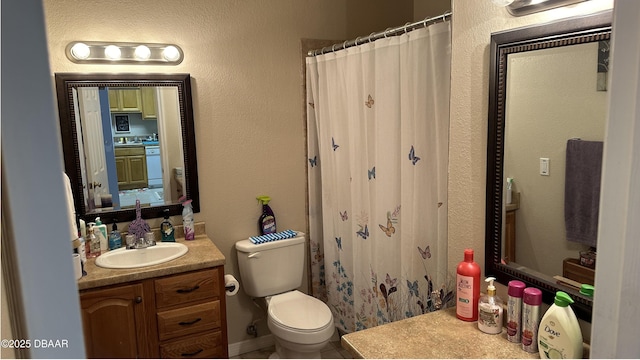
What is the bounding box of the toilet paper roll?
[224,274,240,296]
[73,253,82,280]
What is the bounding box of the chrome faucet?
[127,233,156,249]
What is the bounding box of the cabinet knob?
[135,296,142,304]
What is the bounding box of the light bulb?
[134,45,151,60]
[104,45,121,60]
[70,43,91,60]
[492,0,515,6]
[162,46,181,62]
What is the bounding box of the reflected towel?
[250,230,297,244]
[564,139,603,247]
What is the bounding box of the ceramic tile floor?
[230,331,352,359]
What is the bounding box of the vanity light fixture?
[505,0,590,16]
[66,41,184,65]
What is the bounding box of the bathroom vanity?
[77,225,228,358]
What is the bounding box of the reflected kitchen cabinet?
[115,146,148,190]
[110,88,142,113]
[141,87,158,119]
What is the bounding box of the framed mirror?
[55,73,199,224]
[485,11,611,321]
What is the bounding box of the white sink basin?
[95,242,188,269]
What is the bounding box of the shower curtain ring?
[354,37,361,46]
[332,44,337,52]
[383,28,392,38]
[404,22,411,34]
[343,40,349,49]
[368,32,375,43]
[424,16,430,28]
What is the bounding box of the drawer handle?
[176,285,200,294]
[181,348,203,357]
[178,318,202,326]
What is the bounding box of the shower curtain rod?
[308,11,452,57]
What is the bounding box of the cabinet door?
[115,156,130,186]
[119,89,142,112]
[108,90,119,112]
[127,155,148,188]
[80,284,149,358]
[141,87,158,119]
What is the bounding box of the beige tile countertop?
[341,307,540,359]
[77,223,225,291]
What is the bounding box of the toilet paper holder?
[225,284,236,292]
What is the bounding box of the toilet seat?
[267,290,334,345]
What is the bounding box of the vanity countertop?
[77,234,225,291]
[341,307,540,359]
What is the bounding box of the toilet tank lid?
[236,232,305,252]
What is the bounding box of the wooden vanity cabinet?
[80,283,150,358]
[79,267,229,359]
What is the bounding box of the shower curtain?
[306,21,452,333]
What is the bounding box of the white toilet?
[235,233,334,359]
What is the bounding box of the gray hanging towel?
[564,139,603,247]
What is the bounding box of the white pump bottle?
[478,277,504,334]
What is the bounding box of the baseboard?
[228,334,275,358]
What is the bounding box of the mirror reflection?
[74,85,184,212]
[485,11,612,321]
[503,42,607,285]
[56,73,199,224]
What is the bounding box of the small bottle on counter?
[94,217,108,252]
[160,209,175,242]
[506,280,526,342]
[109,221,122,250]
[478,277,503,334]
[522,287,542,353]
[86,225,101,258]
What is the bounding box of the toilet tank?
[235,233,305,298]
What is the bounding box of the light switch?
[540,158,550,176]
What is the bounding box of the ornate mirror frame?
[55,73,199,224]
[485,11,612,321]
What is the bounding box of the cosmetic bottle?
[456,249,481,321]
[478,277,503,334]
[94,217,108,252]
[506,280,526,342]
[538,291,583,359]
[86,225,101,258]
[522,287,542,353]
[160,209,175,242]
[109,221,122,250]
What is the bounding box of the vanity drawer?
[157,300,220,341]
[159,331,225,359]
[155,268,219,308]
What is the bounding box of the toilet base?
[271,336,328,359]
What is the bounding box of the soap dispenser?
[160,209,175,242]
[478,277,504,334]
[109,220,122,250]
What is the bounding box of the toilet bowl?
[266,290,334,358]
[235,234,335,359]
